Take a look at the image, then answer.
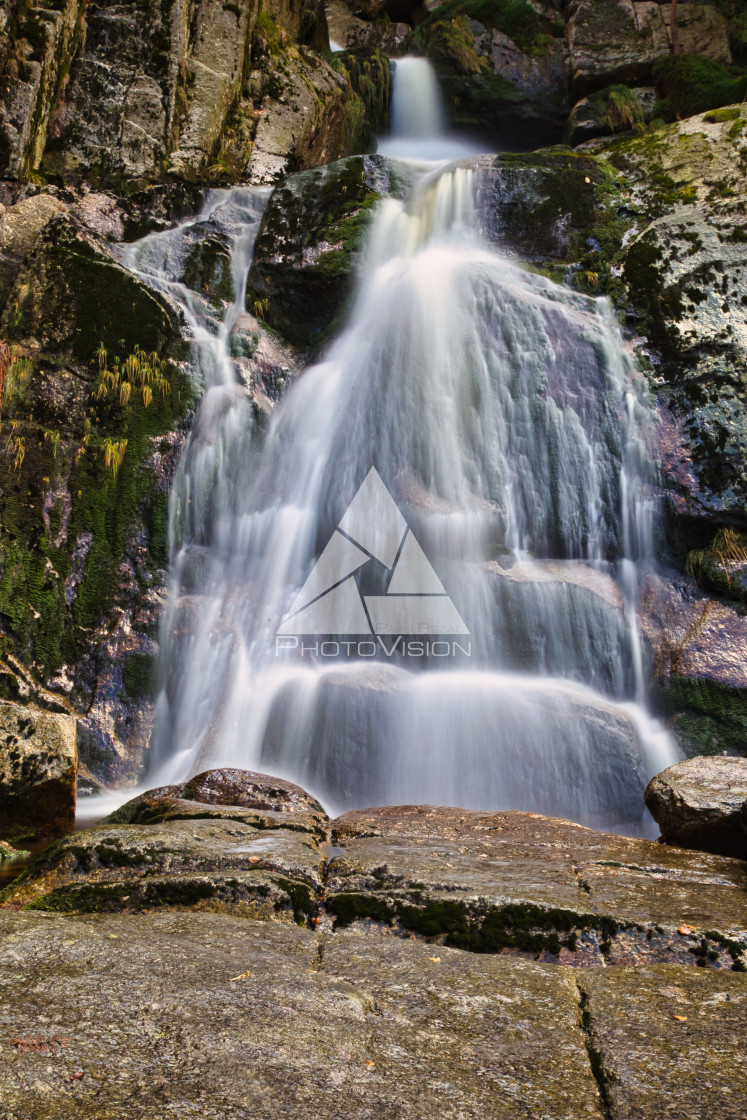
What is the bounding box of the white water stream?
[98,58,677,834]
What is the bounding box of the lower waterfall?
[107,65,678,835]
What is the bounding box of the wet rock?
[0,700,76,842]
[640,572,747,758]
[645,756,747,859]
[567,0,731,97]
[107,767,327,827]
[247,154,410,347]
[579,964,747,1119]
[0,816,324,918]
[327,805,747,967]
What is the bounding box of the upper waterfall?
[378,56,485,162]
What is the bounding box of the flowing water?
[103,58,678,834]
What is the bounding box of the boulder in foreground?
[645,756,747,859]
[0,700,76,842]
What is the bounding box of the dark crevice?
[576,981,614,1120]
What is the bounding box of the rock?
[0,910,607,1119]
[0,907,744,1117]
[0,192,67,292]
[579,965,747,1119]
[0,0,85,178]
[416,6,569,146]
[645,756,747,858]
[567,0,732,98]
[0,699,76,842]
[326,0,412,53]
[107,766,327,826]
[244,46,386,186]
[0,207,195,785]
[639,572,747,758]
[0,816,324,918]
[247,154,410,346]
[327,805,747,966]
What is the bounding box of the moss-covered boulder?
[0,816,324,918]
[0,699,76,842]
[247,154,410,347]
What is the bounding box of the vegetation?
[653,54,747,121]
[605,85,645,133]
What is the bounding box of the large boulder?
[328,804,747,967]
[0,699,76,842]
[645,756,747,858]
[566,0,732,97]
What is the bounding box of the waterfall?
[106,161,678,836]
[99,59,680,836]
[378,57,485,162]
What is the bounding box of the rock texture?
[5,780,746,970]
[416,3,569,145]
[567,0,732,96]
[0,782,746,1116]
[645,756,747,858]
[0,699,76,841]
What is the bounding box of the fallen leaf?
[428,957,441,963]
[364,1060,376,1069]
[249,856,261,864]
[677,926,694,936]
[71,1070,85,1082]
[673,1015,688,1022]
[228,969,252,982]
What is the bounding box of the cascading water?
[108,59,677,834]
[378,56,485,162]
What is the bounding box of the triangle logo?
[277,468,468,636]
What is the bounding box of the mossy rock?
[246,154,411,349]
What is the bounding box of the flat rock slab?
[0,819,324,921]
[0,910,601,1119]
[329,807,747,967]
[645,756,747,859]
[580,965,747,1120]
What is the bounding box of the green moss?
[704,106,742,123]
[654,675,747,758]
[122,652,161,701]
[653,55,747,121]
[416,0,555,58]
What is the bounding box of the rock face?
[0,0,383,190]
[416,4,569,146]
[0,772,746,1117]
[645,756,747,858]
[567,0,732,96]
[0,699,76,841]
